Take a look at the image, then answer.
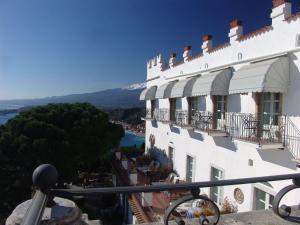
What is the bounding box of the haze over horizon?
[0,0,299,100]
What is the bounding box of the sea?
[0,105,145,147]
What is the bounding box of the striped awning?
[169,77,198,98]
[139,86,157,100]
[155,81,177,99]
[229,57,289,94]
[185,68,232,97]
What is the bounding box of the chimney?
[271,0,291,25]
[202,35,212,54]
[156,54,164,70]
[169,53,177,68]
[183,45,192,62]
[147,60,152,69]
[228,19,243,43]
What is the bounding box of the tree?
[0,103,124,219]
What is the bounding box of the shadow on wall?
[148,147,171,166]
[256,148,297,170]
[151,120,158,128]
[283,56,300,116]
[212,136,237,151]
[188,130,204,141]
[170,125,180,134]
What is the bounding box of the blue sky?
[0,0,299,100]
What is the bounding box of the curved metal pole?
[20,191,48,225]
[51,173,300,197]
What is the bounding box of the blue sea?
[0,113,18,125]
[120,131,145,147]
[0,112,145,147]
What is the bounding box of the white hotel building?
[140,0,300,212]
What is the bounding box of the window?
[262,93,281,125]
[168,146,174,165]
[254,188,274,210]
[214,96,227,119]
[151,100,156,119]
[210,167,224,205]
[169,98,176,121]
[190,97,199,111]
[186,155,195,183]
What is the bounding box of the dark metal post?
[122,194,128,224]
[20,164,58,225]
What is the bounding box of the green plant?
[136,154,153,166]
[149,165,173,182]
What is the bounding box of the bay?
[0,113,145,147]
[120,131,145,147]
[0,113,17,125]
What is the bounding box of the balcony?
[11,164,300,225]
[155,109,170,124]
[154,109,300,154]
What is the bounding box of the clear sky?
[0,0,299,100]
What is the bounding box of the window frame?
[186,154,196,183]
[210,165,224,205]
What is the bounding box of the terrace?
[7,164,300,225]
[148,109,300,162]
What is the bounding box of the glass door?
[186,155,194,183]
[214,96,227,130]
[254,188,274,210]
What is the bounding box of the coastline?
[110,120,145,137]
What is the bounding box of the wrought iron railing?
[21,164,300,225]
[188,110,228,134]
[145,108,153,120]
[174,110,189,127]
[282,117,300,159]
[156,109,170,123]
[227,113,285,145]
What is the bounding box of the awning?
[229,57,289,94]
[169,77,198,98]
[185,68,232,97]
[155,81,177,99]
[139,86,157,100]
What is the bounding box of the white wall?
[144,2,300,212]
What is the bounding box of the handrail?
[20,164,58,225]
[284,117,300,159]
[18,164,300,225]
[20,191,48,225]
[50,173,300,196]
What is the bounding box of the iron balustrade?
[145,108,153,120]
[149,108,300,158]
[283,117,300,159]
[189,110,228,135]
[156,109,170,123]
[174,110,189,127]
[21,164,300,225]
[226,113,286,145]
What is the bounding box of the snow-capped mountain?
[123,82,146,90]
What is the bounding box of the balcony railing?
[155,109,170,123]
[20,164,300,225]
[227,113,285,145]
[145,108,153,120]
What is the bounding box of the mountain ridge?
[0,83,146,109]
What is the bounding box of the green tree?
[0,103,124,219]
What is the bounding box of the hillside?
[0,83,146,109]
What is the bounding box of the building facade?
[140,0,300,212]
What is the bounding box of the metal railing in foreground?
[22,164,300,225]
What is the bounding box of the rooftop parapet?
[146,0,300,79]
